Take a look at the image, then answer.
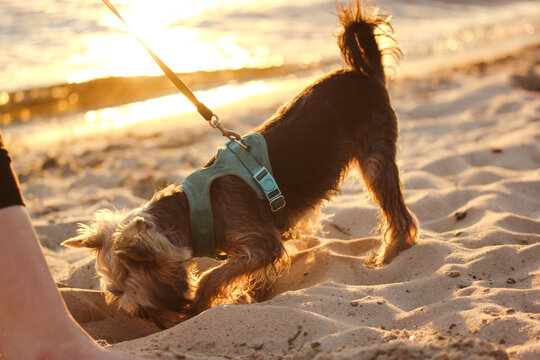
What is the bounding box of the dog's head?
[62,208,194,328]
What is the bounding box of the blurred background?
[1,0,539,146]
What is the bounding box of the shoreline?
[6,42,540,155]
[0,62,331,126]
[3,40,540,128]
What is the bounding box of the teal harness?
[181,133,286,258]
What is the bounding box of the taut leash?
[101,0,248,150]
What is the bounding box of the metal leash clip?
[209,114,249,150]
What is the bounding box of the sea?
[2,0,540,148]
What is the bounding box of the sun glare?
[66,1,271,83]
[79,81,269,134]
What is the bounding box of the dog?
[62,1,418,328]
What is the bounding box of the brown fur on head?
[62,205,195,328]
[64,1,418,328]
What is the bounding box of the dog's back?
[258,2,402,218]
[257,1,417,265]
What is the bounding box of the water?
[1,0,540,146]
[3,0,540,91]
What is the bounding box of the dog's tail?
[336,1,401,83]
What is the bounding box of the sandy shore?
[10,44,540,359]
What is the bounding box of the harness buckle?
[269,195,286,212]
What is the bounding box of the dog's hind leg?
[356,130,418,267]
[191,228,285,315]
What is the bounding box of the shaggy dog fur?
[63,1,418,328]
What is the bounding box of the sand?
[10,45,540,359]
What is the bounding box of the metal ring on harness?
[209,114,249,150]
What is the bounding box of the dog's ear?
[61,233,103,249]
[113,216,160,262]
[113,216,190,263]
[61,209,121,249]
[61,221,105,249]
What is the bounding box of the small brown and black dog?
[63,1,417,328]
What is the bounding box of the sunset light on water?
[81,81,269,132]
[66,0,288,84]
[1,0,540,146]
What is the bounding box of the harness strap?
[226,141,287,220]
[182,133,287,259]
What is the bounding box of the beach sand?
[11,45,540,359]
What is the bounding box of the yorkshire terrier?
[63,1,418,328]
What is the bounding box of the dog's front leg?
[190,229,285,316]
